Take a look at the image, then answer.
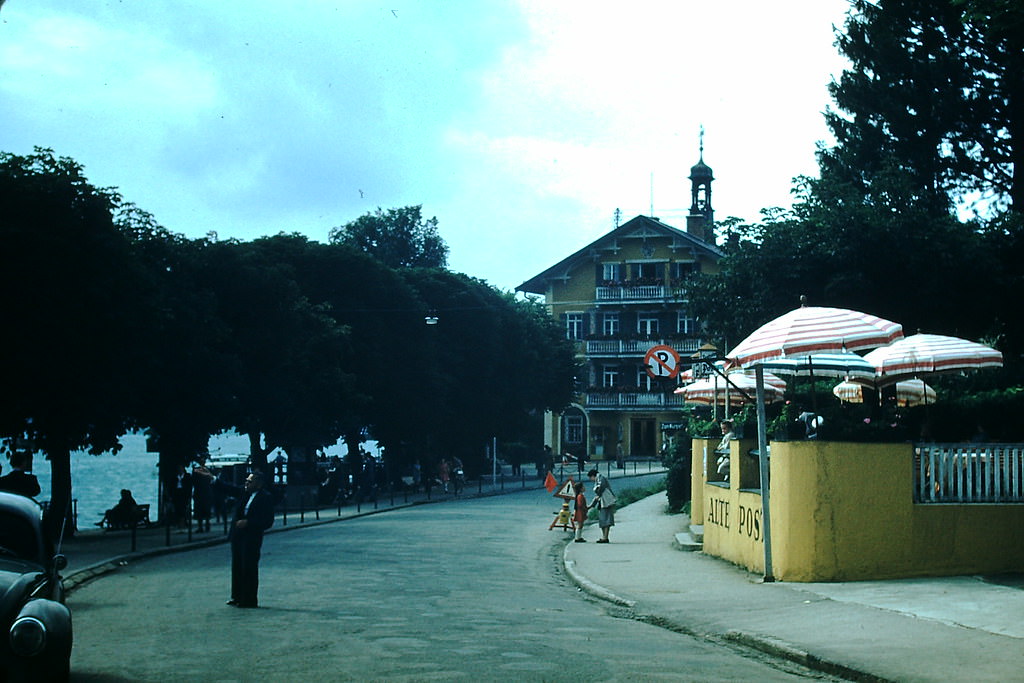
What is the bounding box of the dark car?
[0,492,72,682]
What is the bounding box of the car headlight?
[10,616,47,657]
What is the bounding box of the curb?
[562,548,637,608]
[723,630,892,683]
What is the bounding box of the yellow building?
[517,155,722,461]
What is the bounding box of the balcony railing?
[585,391,686,411]
[596,285,688,303]
[586,338,701,357]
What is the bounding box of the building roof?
[515,214,723,295]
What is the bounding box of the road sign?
[644,344,680,379]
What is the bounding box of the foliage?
[588,477,667,519]
[0,149,577,524]
[0,148,156,531]
[329,205,449,269]
[690,0,1023,364]
[826,0,1024,213]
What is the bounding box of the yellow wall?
[696,439,1024,581]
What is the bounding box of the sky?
[1,0,852,292]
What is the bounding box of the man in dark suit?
[199,469,275,608]
[0,451,41,498]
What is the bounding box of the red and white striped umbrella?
[727,304,904,367]
[675,372,784,406]
[863,333,1003,384]
[833,379,937,407]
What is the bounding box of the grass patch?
[589,476,667,519]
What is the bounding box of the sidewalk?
[563,493,1024,683]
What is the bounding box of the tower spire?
[687,127,714,241]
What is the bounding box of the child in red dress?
[572,481,588,542]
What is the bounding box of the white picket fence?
[915,443,1024,503]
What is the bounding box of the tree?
[249,234,428,463]
[0,148,154,533]
[121,213,242,494]
[824,0,1024,214]
[329,205,449,269]
[196,239,355,476]
[394,269,576,474]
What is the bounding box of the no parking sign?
[644,344,680,379]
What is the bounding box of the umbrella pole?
[755,365,774,582]
[808,356,818,415]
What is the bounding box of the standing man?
[198,468,275,608]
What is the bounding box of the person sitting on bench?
[97,489,142,529]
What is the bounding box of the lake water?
[28,432,356,526]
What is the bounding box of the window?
[602,365,619,388]
[566,313,583,340]
[564,416,583,444]
[634,262,659,280]
[637,315,660,336]
[602,263,621,282]
[637,366,653,391]
[677,312,696,335]
[602,312,619,336]
[671,262,696,280]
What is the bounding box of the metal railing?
[585,338,701,357]
[915,443,1024,503]
[585,392,686,410]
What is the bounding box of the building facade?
[517,156,722,461]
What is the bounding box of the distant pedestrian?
[167,464,192,528]
[588,468,616,543]
[572,482,588,543]
[438,458,450,493]
[192,456,213,533]
[197,468,275,608]
[0,450,41,498]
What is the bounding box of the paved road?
[69,483,840,682]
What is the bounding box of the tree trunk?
[46,446,75,541]
[247,431,274,478]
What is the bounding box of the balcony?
[585,337,701,358]
[595,282,688,304]
[584,390,687,411]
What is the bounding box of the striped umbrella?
[675,372,784,406]
[727,303,904,367]
[833,379,937,407]
[758,351,877,381]
[863,333,1003,384]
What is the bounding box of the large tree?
[249,234,428,462]
[196,239,354,475]
[0,149,154,534]
[823,0,1024,214]
[691,1,1020,358]
[329,205,449,269]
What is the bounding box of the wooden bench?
[102,503,152,530]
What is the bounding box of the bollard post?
[300,493,305,523]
